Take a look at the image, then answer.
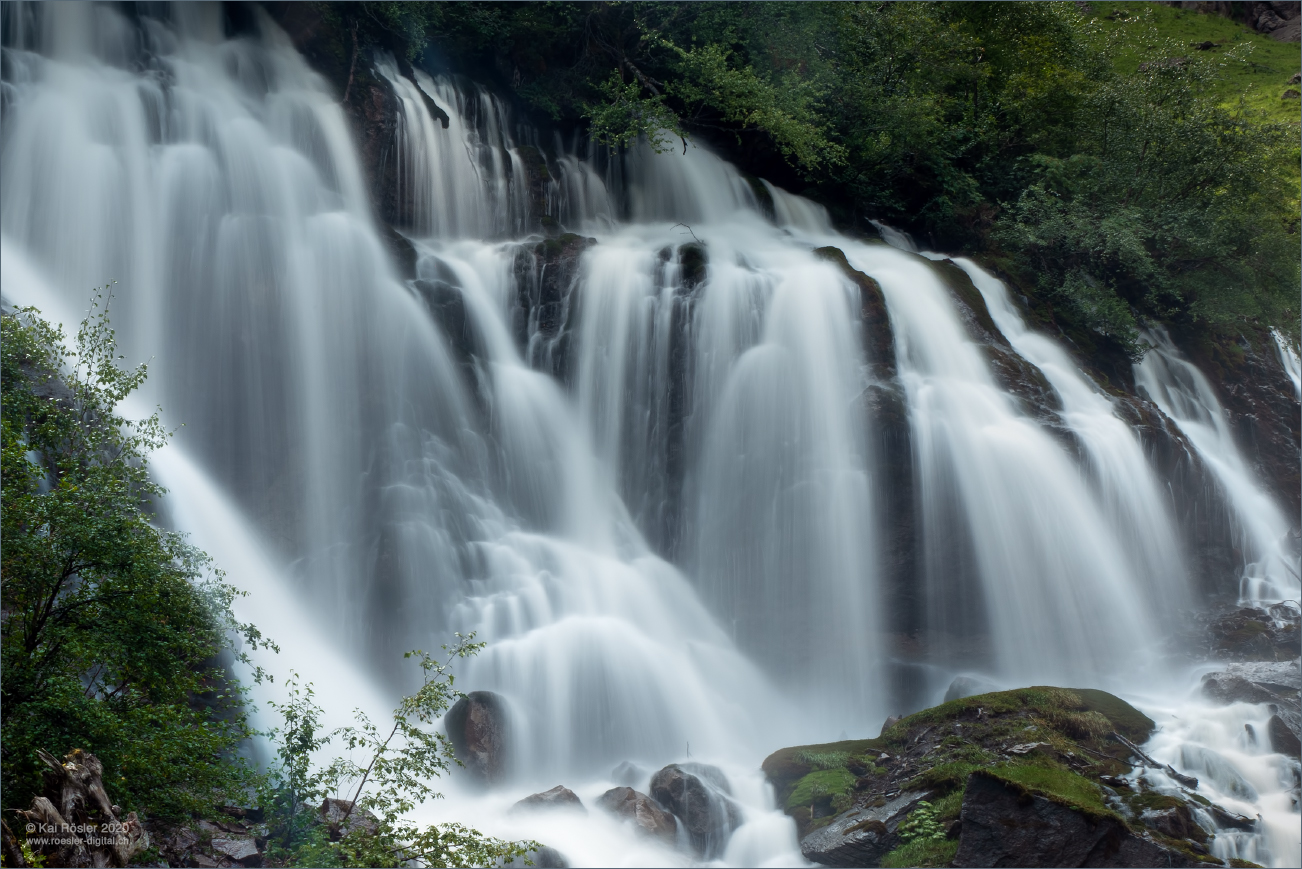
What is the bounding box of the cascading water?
[4,5,1299,866]
[951,258,1190,613]
[1135,327,1301,605]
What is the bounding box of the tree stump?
[12,749,149,868]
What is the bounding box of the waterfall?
[1135,328,1301,604]
[3,5,1299,866]
[951,259,1190,614]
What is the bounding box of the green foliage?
[0,299,268,821]
[260,635,537,868]
[897,799,947,843]
[785,768,856,812]
[880,837,959,869]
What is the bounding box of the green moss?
[880,838,959,869]
[1127,792,1184,812]
[1229,860,1265,868]
[785,768,856,811]
[762,737,884,802]
[909,762,982,794]
[1072,689,1155,742]
[843,817,888,837]
[986,763,1120,822]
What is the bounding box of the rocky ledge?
[764,686,1263,868]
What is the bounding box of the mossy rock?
[784,768,857,812]
[981,764,1120,823]
[762,737,884,807]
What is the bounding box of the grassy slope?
[1090,1,1301,123]
[1090,1,1301,212]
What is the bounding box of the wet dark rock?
[506,845,568,867]
[956,771,1199,867]
[1201,659,1301,705]
[596,787,679,843]
[798,791,923,867]
[611,760,649,788]
[511,234,594,376]
[511,785,586,814]
[649,763,742,857]
[411,278,474,366]
[1141,804,1206,842]
[1268,713,1302,755]
[1177,324,1301,517]
[878,715,901,736]
[1205,608,1301,662]
[812,246,895,379]
[445,690,511,786]
[677,243,708,289]
[944,674,1002,703]
[927,258,1062,426]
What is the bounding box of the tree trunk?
[12,749,149,868]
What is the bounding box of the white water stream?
[2,5,1298,866]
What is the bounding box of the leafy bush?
[259,635,537,868]
[897,799,947,844]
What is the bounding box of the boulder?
[649,763,742,857]
[944,674,1001,703]
[596,787,678,844]
[505,845,568,868]
[610,760,649,788]
[1202,659,1301,705]
[210,835,261,867]
[1267,713,1302,756]
[445,691,511,786]
[798,791,924,868]
[955,771,1199,867]
[319,797,379,839]
[510,785,586,814]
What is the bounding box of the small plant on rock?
[897,800,946,844]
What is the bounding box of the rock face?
[1268,713,1302,755]
[797,791,924,868]
[596,787,679,844]
[511,785,586,814]
[955,771,1199,868]
[445,690,511,786]
[1204,607,1302,662]
[1201,659,1301,705]
[649,763,742,857]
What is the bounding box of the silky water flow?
[2,5,1298,865]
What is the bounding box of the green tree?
[1,296,269,821]
[260,635,538,868]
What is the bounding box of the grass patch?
[909,761,982,794]
[880,838,959,869]
[930,789,964,823]
[1089,1,1301,126]
[785,768,856,811]
[988,763,1118,821]
[794,749,850,770]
